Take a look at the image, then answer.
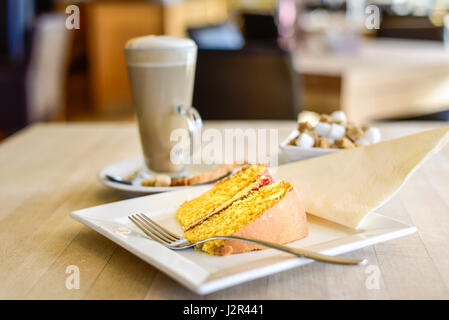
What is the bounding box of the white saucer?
[280,129,340,162]
[97,158,222,194]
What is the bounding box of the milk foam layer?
[126,35,196,50]
[125,35,197,66]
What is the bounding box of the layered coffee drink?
[125,36,198,173]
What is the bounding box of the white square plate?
[71,186,416,295]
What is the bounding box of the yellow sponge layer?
[176,164,267,229]
[184,181,291,255]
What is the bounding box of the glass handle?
[174,105,202,160]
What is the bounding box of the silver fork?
[129,213,367,265]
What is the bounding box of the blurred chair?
[241,12,279,47]
[192,48,299,120]
[26,13,70,123]
[377,14,443,41]
[188,14,300,120]
[0,13,70,135]
[0,62,27,134]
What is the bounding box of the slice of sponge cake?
[181,179,308,256]
[176,164,271,231]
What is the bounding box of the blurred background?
[2,0,449,140]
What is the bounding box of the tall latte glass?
[124,35,201,174]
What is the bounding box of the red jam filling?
[258,174,273,188]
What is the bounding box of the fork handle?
[207,236,367,265]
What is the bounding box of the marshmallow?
[295,132,315,148]
[363,127,381,144]
[330,110,347,123]
[356,138,370,146]
[327,123,346,141]
[314,122,331,137]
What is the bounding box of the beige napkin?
[274,125,449,229]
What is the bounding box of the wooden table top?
[1,120,448,299]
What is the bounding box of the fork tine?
[134,214,176,243]
[129,215,162,243]
[138,213,180,241]
[129,215,171,245]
